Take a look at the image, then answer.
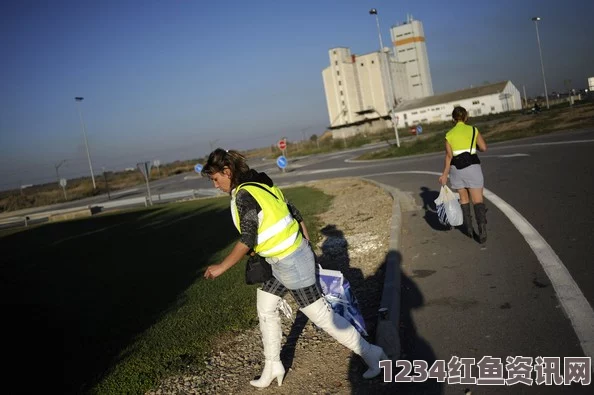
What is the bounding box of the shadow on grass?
[0,200,236,394]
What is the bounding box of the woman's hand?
[203,242,250,280]
[204,263,227,280]
[438,174,448,186]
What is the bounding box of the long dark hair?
[201,148,250,189]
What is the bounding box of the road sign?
[137,161,152,179]
[137,161,153,205]
[276,155,287,169]
[59,178,67,187]
[194,164,203,174]
[416,125,423,134]
[410,126,417,135]
[278,139,287,150]
[154,159,160,167]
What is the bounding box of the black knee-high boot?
[474,203,487,244]
[460,203,473,238]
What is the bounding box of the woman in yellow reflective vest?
[202,148,386,388]
[439,106,489,243]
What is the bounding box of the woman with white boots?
[202,148,386,388]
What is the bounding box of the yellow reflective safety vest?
[231,182,302,258]
[445,122,479,156]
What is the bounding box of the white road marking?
[529,139,594,147]
[298,164,378,175]
[111,188,138,196]
[481,153,530,158]
[362,170,594,364]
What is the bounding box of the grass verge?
[0,186,332,394]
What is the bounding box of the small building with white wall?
[393,81,522,129]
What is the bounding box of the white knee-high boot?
[250,289,286,388]
[300,297,387,379]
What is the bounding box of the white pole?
[75,97,97,189]
[373,13,384,50]
[371,9,400,147]
[144,162,153,205]
[532,18,549,109]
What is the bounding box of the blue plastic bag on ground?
[318,266,368,336]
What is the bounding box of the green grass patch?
[0,186,332,394]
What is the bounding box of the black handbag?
[245,253,273,285]
[451,127,480,169]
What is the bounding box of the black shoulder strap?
[238,182,279,200]
[470,127,476,152]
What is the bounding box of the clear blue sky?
[1,0,592,190]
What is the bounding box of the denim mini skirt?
[265,238,316,290]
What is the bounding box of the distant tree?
[310,134,318,142]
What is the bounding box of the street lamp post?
[75,97,97,189]
[531,17,549,110]
[369,8,400,147]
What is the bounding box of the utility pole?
[522,85,528,108]
[370,8,400,147]
[102,167,111,200]
[55,159,67,185]
[531,17,549,109]
[75,97,97,188]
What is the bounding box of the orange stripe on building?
[394,36,425,46]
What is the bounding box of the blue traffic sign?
[194,164,203,173]
[416,125,423,134]
[276,155,287,169]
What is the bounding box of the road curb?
[362,177,402,360]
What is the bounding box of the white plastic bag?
[434,185,463,226]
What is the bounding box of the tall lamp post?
[531,17,549,110]
[369,8,400,147]
[75,97,96,189]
